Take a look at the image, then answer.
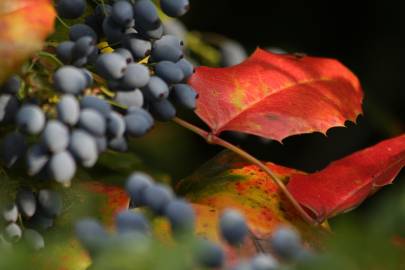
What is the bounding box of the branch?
[172,117,209,138]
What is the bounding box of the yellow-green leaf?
[176,151,329,249]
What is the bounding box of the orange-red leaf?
[189,48,363,141]
[0,0,56,83]
[288,134,405,222]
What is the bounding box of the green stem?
[99,86,115,98]
[172,117,319,226]
[100,0,108,15]
[108,100,128,110]
[25,59,37,73]
[56,15,70,29]
[17,214,25,230]
[37,51,64,67]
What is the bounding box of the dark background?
[136,0,404,222]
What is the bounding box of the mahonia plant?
[0,0,404,270]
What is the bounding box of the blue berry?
[164,199,195,234]
[251,254,279,270]
[69,24,98,42]
[41,120,69,153]
[1,75,21,94]
[56,0,86,19]
[2,132,27,168]
[23,229,45,250]
[2,203,18,223]
[53,66,87,95]
[125,172,154,207]
[16,104,46,135]
[143,184,174,214]
[95,53,127,80]
[57,94,80,126]
[195,239,225,268]
[80,95,112,117]
[160,0,190,17]
[78,109,106,137]
[269,226,303,260]
[48,151,76,185]
[115,210,150,235]
[219,209,248,246]
[38,189,63,218]
[111,1,134,27]
[26,144,49,176]
[16,189,37,218]
[75,218,109,256]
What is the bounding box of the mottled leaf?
[176,151,328,248]
[36,182,130,270]
[288,134,405,222]
[0,0,56,83]
[189,48,363,141]
[80,181,130,226]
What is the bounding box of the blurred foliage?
[1,175,404,269]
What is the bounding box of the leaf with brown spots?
[0,0,56,83]
[189,48,363,141]
[176,151,328,249]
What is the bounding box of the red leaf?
[189,48,363,141]
[288,134,405,222]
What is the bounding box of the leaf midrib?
[215,76,335,134]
